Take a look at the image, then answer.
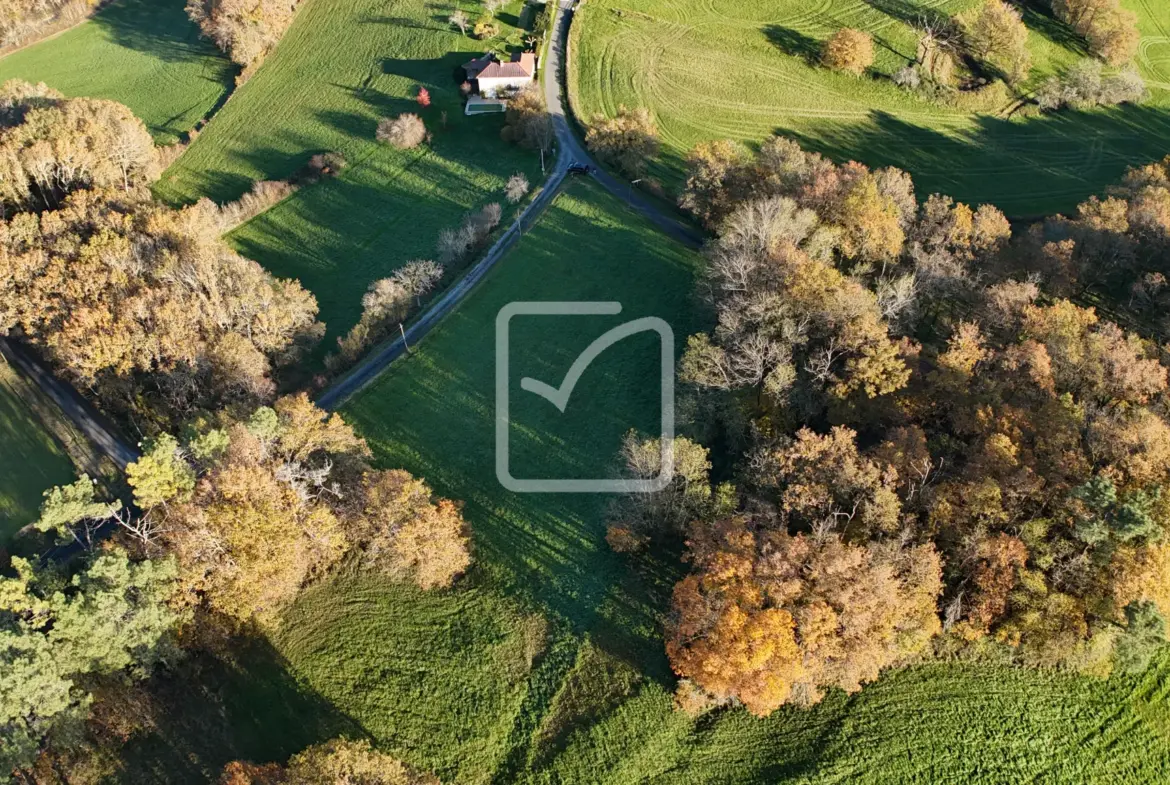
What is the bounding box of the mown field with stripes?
[569,0,1170,216]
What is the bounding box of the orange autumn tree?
[668,516,941,715]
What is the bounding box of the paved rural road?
[317,0,703,410]
[544,0,704,249]
[0,338,139,470]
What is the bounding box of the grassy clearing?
[0,362,74,541]
[153,0,547,349]
[273,572,545,784]
[0,0,233,144]
[341,178,702,634]
[569,0,1170,216]
[539,653,1170,783]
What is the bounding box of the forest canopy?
[607,137,1170,716]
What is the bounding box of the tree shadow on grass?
[90,0,233,66]
[1018,0,1087,54]
[383,52,478,87]
[763,25,822,66]
[862,0,950,31]
[781,103,1170,218]
[362,14,438,30]
[117,635,364,782]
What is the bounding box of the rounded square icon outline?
[495,301,674,493]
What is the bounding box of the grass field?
[118,180,1170,783]
[342,178,703,634]
[569,0,1170,217]
[0,0,233,144]
[152,0,547,350]
[0,362,74,541]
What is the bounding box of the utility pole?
[628,178,642,203]
[399,322,412,355]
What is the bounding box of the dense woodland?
[605,134,1170,716]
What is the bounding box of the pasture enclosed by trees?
[569,0,1170,216]
[5,0,1170,780]
[0,0,232,144]
[108,180,1170,783]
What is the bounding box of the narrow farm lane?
[317,0,702,410]
[0,338,139,470]
[545,0,704,248]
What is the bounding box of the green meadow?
[0,0,233,144]
[569,0,1170,216]
[116,180,1170,784]
[152,0,546,347]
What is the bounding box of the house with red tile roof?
[463,52,537,97]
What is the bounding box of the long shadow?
[1018,0,1087,53]
[117,635,364,782]
[764,25,822,66]
[863,0,950,31]
[383,52,477,86]
[89,0,231,65]
[784,103,1170,218]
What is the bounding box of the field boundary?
[315,166,571,411]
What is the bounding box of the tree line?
[607,134,1170,716]
[0,81,476,780]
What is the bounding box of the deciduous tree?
[585,106,660,177]
[821,28,874,76]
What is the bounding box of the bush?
[213,179,297,232]
[306,151,347,178]
[376,113,427,149]
[505,173,530,204]
[822,28,873,76]
[185,0,302,67]
[585,106,660,177]
[436,203,503,264]
[944,79,1008,112]
[893,65,922,91]
[1036,59,1146,111]
[473,15,499,39]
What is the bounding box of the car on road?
[568,163,592,175]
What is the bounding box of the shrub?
[306,151,347,178]
[473,15,499,39]
[944,79,1008,112]
[822,28,874,76]
[585,106,660,177]
[213,179,297,232]
[505,173,530,203]
[376,113,427,149]
[436,203,503,264]
[333,260,444,366]
[893,65,922,91]
[185,0,302,67]
[1036,59,1146,111]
